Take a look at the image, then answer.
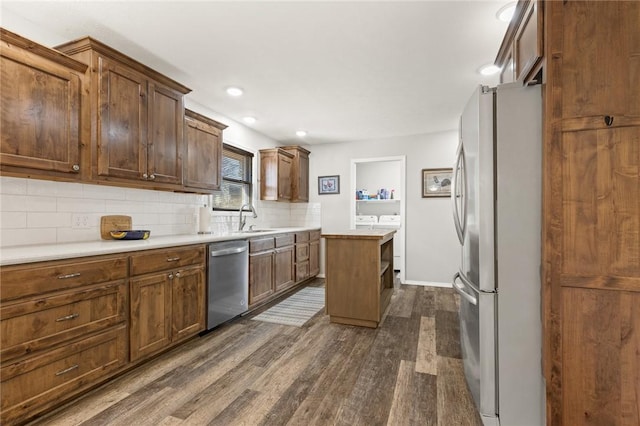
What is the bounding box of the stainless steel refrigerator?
[451,83,544,426]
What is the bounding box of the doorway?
[350,156,406,284]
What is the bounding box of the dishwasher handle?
[210,246,248,257]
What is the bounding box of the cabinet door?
[277,153,293,200]
[147,82,184,185]
[274,246,295,292]
[249,252,274,306]
[294,150,310,202]
[130,273,171,362]
[184,113,222,191]
[0,43,82,176]
[309,239,320,277]
[171,266,205,342]
[560,1,640,119]
[97,57,148,180]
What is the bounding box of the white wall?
[310,131,459,285]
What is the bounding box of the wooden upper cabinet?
[280,146,310,202]
[55,36,191,189]
[260,146,310,202]
[559,1,640,119]
[259,148,294,201]
[97,57,147,180]
[495,0,543,85]
[0,28,87,179]
[183,109,227,192]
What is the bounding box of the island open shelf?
[322,229,395,328]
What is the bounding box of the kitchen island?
[322,229,395,328]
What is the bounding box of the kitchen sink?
[233,229,274,234]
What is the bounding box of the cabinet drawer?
[0,256,128,302]
[295,231,309,243]
[0,325,127,425]
[1,281,127,362]
[310,230,321,241]
[296,261,310,282]
[296,244,310,262]
[249,237,275,253]
[130,245,205,276]
[275,233,294,248]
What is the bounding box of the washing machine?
[374,215,402,271]
[355,215,377,229]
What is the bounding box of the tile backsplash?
[0,177,321,248]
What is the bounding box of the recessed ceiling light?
[226,86,243,97]
[496,2,516,22]
[243,116,257,124]
[296,130,307,137]
[479,64,501,76]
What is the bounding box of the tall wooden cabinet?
[184,109,227,192]
[539,1,640,424]
[0,28,88,180]
[55,37,191,190]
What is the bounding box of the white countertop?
[0,227,320,266]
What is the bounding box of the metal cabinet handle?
[168,273,174,279]
[175,272,181,278]
[57,272,81,280]
[55,313,79,322]
[55,364,79,376]
[72,164,80,172]
[166,257,180,262]
[143,173,148,179]
[149,174,156,180]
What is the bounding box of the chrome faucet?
[238,203,257,231]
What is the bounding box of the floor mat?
[251,286,325,327]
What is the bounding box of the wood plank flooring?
[29,279,481,426]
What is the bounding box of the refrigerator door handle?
[451,142,467,244]
[452,272,478,306]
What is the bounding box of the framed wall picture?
[422,168,453,198]
[318,175,340,195]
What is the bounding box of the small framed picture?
[318,175,340,195]
[422,168,453,198]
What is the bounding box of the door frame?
[350,155,406,284]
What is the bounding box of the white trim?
[316,273,326,279]
[403,280,452,288]
[350,155,407,284]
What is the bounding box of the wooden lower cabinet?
[129,245,206,362]
[1,325,127,425]
[274,246,295,292]
[323,230,394,328]
[248,230,320,309]
[171,266,206,342]
[0,253,129,425]
[249,250,274,307]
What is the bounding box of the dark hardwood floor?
[29,279,482,426]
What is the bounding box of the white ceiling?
[2,1,509,144]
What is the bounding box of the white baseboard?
[403,280,452,288]
[316,273,325,279]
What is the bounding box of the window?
[212,144,254,211]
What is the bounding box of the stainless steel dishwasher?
[207,240,249,330]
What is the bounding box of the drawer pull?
[57,272,81,279]
[55,364,79,376]
[166,257,180,262]
[56,313,80,322]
